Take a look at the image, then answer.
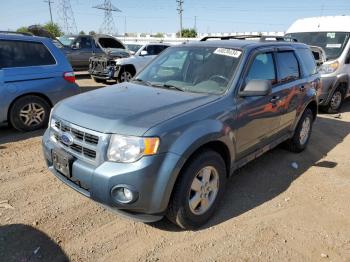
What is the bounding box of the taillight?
[63,72,76,83]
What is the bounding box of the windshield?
[58,36,76,47]
[135,46,242,94]
[286,32,350,60]
[127,44,143,53]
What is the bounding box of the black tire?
[166,150,227,229]
[9,95,51,132]
[324,87,344,113]
[118,69,134,83]
[91,76,105,84]
[286,108,314,153]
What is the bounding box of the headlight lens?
[107,135,160,163]
[319,61,339,74]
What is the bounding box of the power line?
[44,0,54,24]
[93,0,122,35]
[176,0,183,37]
[57,0,78,34]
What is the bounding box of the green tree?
[79,30,86,35]
[154,32,164,38]
[16,26,30,34]
[89,30,96,36]
[177,28,198,38]
[43,22,63,37]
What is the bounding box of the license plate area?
[52,149,74,178]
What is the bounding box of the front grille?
[53,120,100,160]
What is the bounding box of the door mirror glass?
[239,80,272,97]
[140,50,148,56]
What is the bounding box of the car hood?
[53,82,218,136]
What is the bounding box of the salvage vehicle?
[60,34,129,71]
[286,16,350,113]
[89,42,170,83]
[0,32,79,132]
[43,36,319,229]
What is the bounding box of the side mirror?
[140,50,148,56]
[239,80,272,97]
[71,43,80,49]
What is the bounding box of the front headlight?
[107,135,160,163]
[319,61,339,74]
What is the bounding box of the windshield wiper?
[132,78,153,86]
[151,83,185,92]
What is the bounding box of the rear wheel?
[286,108,314,153]
[9,95,50,132]
[166,150,226,229]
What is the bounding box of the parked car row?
[1,15,350,229]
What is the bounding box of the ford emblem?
[60,132,74,146]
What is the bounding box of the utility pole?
[194,16,197,32]
[44,0,54,23]
[176,0,183,38]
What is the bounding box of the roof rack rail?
[0,31,32,36]
[200,35,298,42]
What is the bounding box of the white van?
[286,16,350,112]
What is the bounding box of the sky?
[1,0,350,34]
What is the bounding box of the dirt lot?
[0,78,350,262]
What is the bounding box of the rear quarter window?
[0,40,56,68]
[296,48,317,76]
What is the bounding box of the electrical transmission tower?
[57,0,78,34]
[177,0,184,37]
[93,0,122,35]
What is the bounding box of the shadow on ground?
[0,224,68,262]
[150,103,350,231]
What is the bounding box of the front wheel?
[324,88,344,113]
[166,150,227,229]
[286,108,314,153]
[118,70,133,83]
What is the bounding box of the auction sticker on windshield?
[214,48,242,58]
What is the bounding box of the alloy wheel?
[188,166,219,215]
[19,103,45,127]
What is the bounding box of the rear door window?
[0,40,56,68]
[276,51,300,83]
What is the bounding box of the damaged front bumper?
[89,57,121,80]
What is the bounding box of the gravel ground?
[0,78,349,262]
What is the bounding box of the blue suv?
[0,33,80,132]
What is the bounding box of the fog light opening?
[111,185,138,204]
